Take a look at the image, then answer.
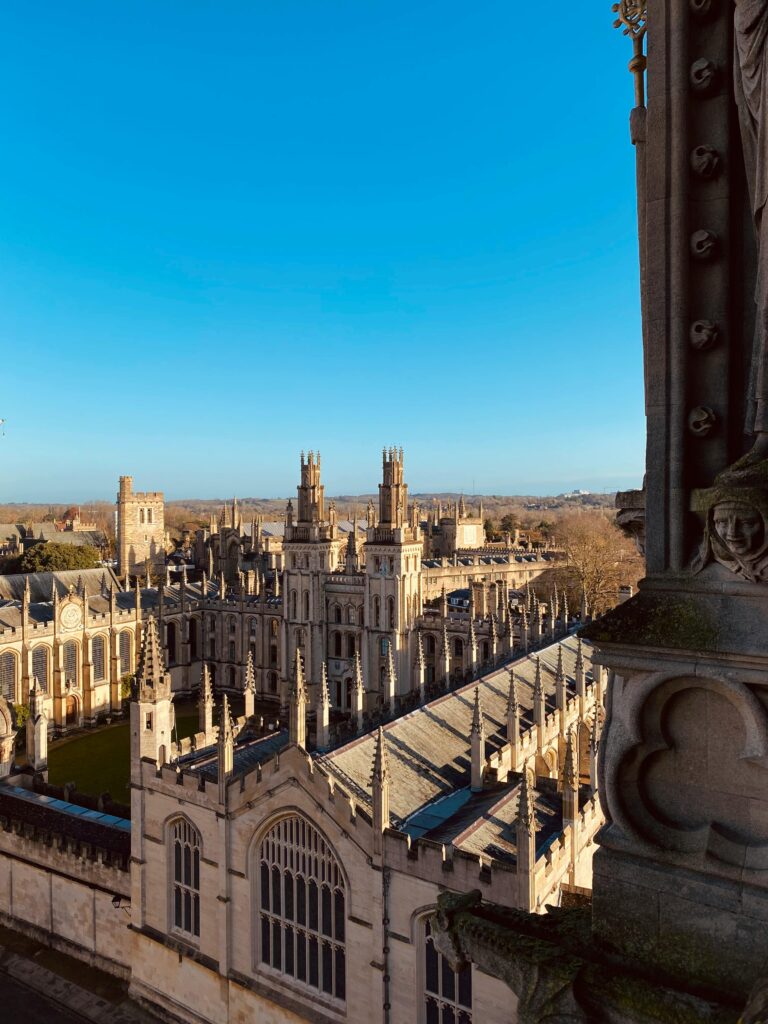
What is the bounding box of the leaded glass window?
[64,641,78,685]
[424,917,472,1024]
[119,631,132,675]
[171,818,201,939]
[32,647,49,692]
[92,635,106,681]
[258,815,345,1001]
[0,652,15,701]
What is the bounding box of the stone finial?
[470,687,485,791]
[289,651,307,749]
[371,725,390,786]
[316,662,331,749]
[533,656,545,728]
[517,767,536,835]
[199,663,215,740]
[352,651,365,731]
[384,639,397,703]
[555,644,567,713]
[244,651,256,719]
[217,693,235,801]
[137,615,171,699]
[564,726,578,790]
[507,669,521,748]
[471,686,484,737]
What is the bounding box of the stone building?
[116,475,166,577]
[0,609,604,1024]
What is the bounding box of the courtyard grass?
[48,701,203,802]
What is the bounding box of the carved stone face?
[712,501,765,558]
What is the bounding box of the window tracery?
[257,815,346,1002]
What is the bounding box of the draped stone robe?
[735,0,768,431]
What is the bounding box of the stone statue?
[735,1,768,455]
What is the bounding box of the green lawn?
[48,701,207,802]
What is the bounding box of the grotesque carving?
[690,229,719,260]
[689,318,720,350]
[690,143,721,179]
[689,57,719,93]
[687,405,717,435]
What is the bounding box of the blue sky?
[0,2,644,501]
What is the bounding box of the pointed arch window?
[119,631,132,676]
[387,597,395,629]
[423,916,472,1023]
[0,652,16,701]
[92,635,106,681]
[257,815,346,1002]
[170,817,201,939]
[32,647,49,692]
[64,641,78,685]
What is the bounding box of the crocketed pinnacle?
[370,726,390,785]
[518,768,536,833]
[319,662,331,706]
[564,727,578,789]
[354,651,364,693]
[244,650,256,694]
[533,657,544,700]
[471,686,484,736]
[138,615,167,687]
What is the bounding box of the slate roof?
[30,527,106,547]
[179,729,290,783]
[0,784,130,861]
[325,634,592,826]
[0,568,121,602]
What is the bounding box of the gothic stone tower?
[117,475,165,579]
[364,448,423,701]
[282,452,341,702]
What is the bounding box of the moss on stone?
[580,591,719,652]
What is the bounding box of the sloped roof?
[326,634,593,825]
[0,568,121,603]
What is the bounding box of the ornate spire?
[137,615,170,698]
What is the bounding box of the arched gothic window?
[453,638,464,658]
[119,631,132,676]
[92,635,106,681]
[170,818,201,939]
[64,641,78,685]
[387,597,395,629]
[32,647,49,692]
[290,591,298,619]
[373,596,380,627]
[333,604,342,624]
[347,606,355,625]
[333,632,342,658]
[426,635,436,657]
[189,619,199,659]
[0,652,15,701]
[347,635,355,658]
[423,916,472,1023]
[257,815,346,1001]
[303,592,310,620]
[166,622,178,666]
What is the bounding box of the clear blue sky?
[0,2,644,502]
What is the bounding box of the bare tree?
[553,511,644,616]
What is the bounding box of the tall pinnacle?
[371,726,390,784]
[518,768,537,834]
[471,686,484,736]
